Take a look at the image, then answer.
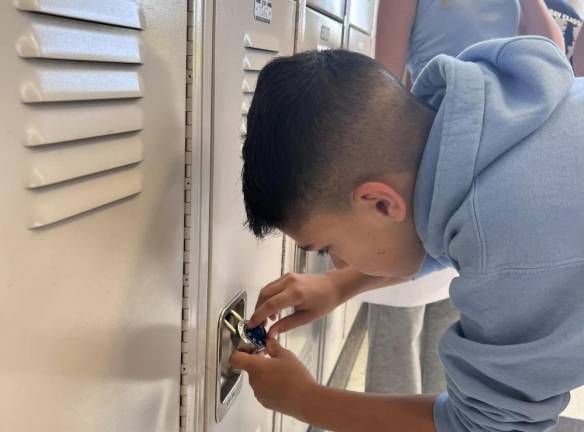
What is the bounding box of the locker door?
[205,1,295,431]
[0,1,187,432]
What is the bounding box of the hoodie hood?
[411,36,574,260]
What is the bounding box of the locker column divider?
[183,0,215,431]
[342,0,351,48]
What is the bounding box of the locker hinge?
[180,0,195,431]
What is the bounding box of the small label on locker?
[320,25,331,42]
[254,0,272,24]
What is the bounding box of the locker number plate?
[254,0,272,24]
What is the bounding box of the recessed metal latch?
[216,291,267,422]
[216,291,268,421]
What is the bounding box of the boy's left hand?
[230,339,316,420]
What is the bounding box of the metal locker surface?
[306,0,346,21]
[321,304,347,385]
[297,6,343,52]
[348,0,375,34]
[0,2,186,431]
[205,0,295,431]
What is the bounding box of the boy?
[230,37,584,431]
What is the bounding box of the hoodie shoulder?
[412,36,581,274]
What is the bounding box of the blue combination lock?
[223,309,266,354]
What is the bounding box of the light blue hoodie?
[412,36,584,431]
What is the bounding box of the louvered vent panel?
[15,4,145,228]
[240,32,280,138]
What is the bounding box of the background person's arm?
[519,0,565,53]
[573,24,584,76]
[374,0,417,79]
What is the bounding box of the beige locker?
[0,1,187,431]
[204,1,296,431]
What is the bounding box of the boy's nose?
[329,252,348,270]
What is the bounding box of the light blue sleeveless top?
[407,0,521,81]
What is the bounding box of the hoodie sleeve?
[433,263,584,432]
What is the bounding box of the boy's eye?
[317,247,329,256]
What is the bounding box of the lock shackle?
[223,308,245,335]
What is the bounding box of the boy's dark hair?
[242,49,433,238]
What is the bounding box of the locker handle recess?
[216,291,246,422]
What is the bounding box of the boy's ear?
[352,182,407,222]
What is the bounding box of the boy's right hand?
[247,273,342,339]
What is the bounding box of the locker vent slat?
[27,134,143,188]
[14,0,142,29]
[20,62,142,103]
[24,101,143,147]
[28,167,143,228]
[15,6,145,228]
[17,15,142,63]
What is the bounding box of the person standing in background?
[544,0,583,66]
[574,19,584,74]
[366,0,565,397]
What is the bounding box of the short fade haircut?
[242,49,433,238]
